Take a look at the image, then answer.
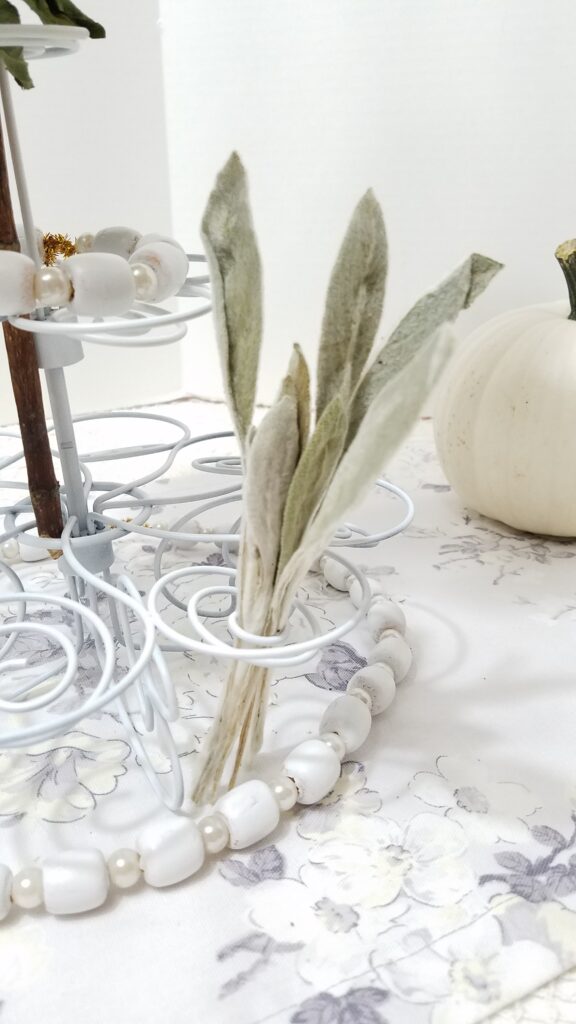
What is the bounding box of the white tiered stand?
[0,25,414,811]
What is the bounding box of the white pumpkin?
[434,243,576,536]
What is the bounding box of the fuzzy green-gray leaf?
[348,253,502,443]
[281,343,310,451]
[241,392,300,627]
[201,153,262,447]
[273,326,456,621]
[277,393,347,577]
[316,190,387,420]
[21,0,104,36]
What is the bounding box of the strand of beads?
[0,225,189,318]
[0,571,411,920]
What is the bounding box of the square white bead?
[137,817,205,887]
[43,849,109,915]
[319,694,372,753]
[283,739,341,805]
[216,780,280,850]
[0,864,12,921]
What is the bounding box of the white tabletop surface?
[1,399,576,1024]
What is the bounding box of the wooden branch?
[0,102,63,544]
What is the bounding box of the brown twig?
[0,102,63,545]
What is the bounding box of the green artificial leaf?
[281,343,310,451]
[348,252,503,443]
[0,1,34,89]
[240,391,300,630]
[21,0,104,36]
[0,0,104,89]
[1,47,33,87]
[277,392,347,577]
[201,152,262,448]
[0,1,20,19]
[316,189,387,420]
[272,326,456,621]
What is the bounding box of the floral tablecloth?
[1,400,576,1024]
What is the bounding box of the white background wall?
[3,0,576,421]
[161,0,576,404]
[0,0,178,424]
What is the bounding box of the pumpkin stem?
[555,240,576,320]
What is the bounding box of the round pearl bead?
[131,261,158,302]
[11,867,43,909]
[319,731,347,760]
[269,776,299,811]
[198,813,229,854]
[1,538,19,562]
[107,848,141,889]
[34,265,71,308]
[75,232,94,253]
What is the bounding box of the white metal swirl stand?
[0,25,414,812]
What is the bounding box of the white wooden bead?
[18,539,49,562]
[216,779,280,850]
[349,576,384,609]
[367,629,413,681]
[0,865,12,921]
[283,739,341,805]
[366,598,406,638]
[17,224,44,260]
[130,241,188,300]
[346,686,373,710]
[136,816,205,887]
[66,253,135,316]
[92,225,141,259]
[347,663,396,714]
[43,849,109,915]
[321,556,353,592]
[319,694,372,753]
[319,731,347,760]
[0,251,36,314]
[135,232,182,250]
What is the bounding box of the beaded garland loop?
[0,557,412,920]
[0,224,190,318]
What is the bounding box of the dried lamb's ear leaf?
[201,152,262,448]
[20,0,104,35]
[277,392,347,577]
[315,190,387,421]
[272,326,456,621]
[240,391,300,629]
[347,253,502,444]
[0,1,34,90]
[286,343,310,450]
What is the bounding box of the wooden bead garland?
[0,562,412,920]
[0,224,189,318]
